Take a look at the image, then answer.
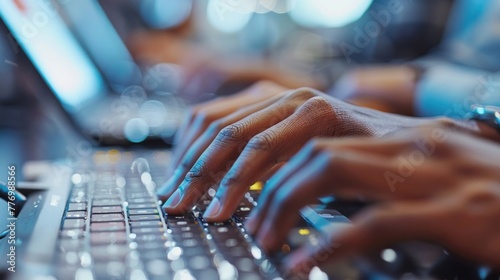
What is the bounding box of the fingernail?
[203,197,221,219]
[163,189,182,209]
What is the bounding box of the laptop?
[0,0,185,146]
[0,1,354,279]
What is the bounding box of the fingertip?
[244,217,257,235]
[203,197,221,220]
[162,189,182,212]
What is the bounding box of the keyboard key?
[128,198,157,204]
[207,225,241,236]
[182,247,208,256]
[90,222,126,232]
[170,226,203,234]
[146,259,172,277]
[92,206,122,214]
[93,194,120,200]
[90,232,127,245]
[67,203,86,212]
[63,218,86,229]
[91,245,130,261]
[129,209,159,215]
[58,239,84,251]
[93,199,122,207]
[128,203,158,209]
[69,196,87,203]
[166,214,196,222]
[234,257,258,272]
[138,242,167,251]
[129,221,163,228]
[190,268,219,280]
[93,262,126,278]
[131,227,164,234]
[66,211,86,219]
[139,249,167,260]
[126,193,152,199]
[181,239,199,247]
[238,272,263,280]
[91,213,124,222]
[187,255,211,270]
[129,214,160,221]
[133,234,167,243]
[225,247,252,258]
[60,229,84,239]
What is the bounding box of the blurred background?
[0,0,455,177]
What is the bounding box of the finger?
[157,94,283,200]
[259,162,286,183]
[205,97,337,222]
[251,148,441,252]
[162,96,298,214]
[245,141,319,235]
[245,143,380,238]
[284,200,445,275]
[168,81,287,174]
[255,153,333,252]
[306,136,453,199]
[314,125,447,158]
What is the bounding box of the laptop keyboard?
[55,158,281,280]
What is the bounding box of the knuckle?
[246,132,275,151]
[186,158,209,180]
[283,87,317,102]
[463,185,500,205]
[435,117,458,129]
[300,96,334,114]
[217,123,246,143]
[219,173,240,189]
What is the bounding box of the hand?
[158,81,479,221]
[245,127,500,275]
[331,65,419,115]
[162,81,288,181]
[128,31,323,95]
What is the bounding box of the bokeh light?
[289,0,373,28]
[140,1,193,29]
[207,0,253,33]
[124,118,150,143]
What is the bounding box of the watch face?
[471,105,500,130]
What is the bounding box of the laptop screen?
[0,0,106,111]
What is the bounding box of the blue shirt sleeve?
[414,63,500,118]
[412,0,500,118]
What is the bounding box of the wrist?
[474,121,500,142]
[433,117,500,143]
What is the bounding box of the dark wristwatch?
[468,105,500,133]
